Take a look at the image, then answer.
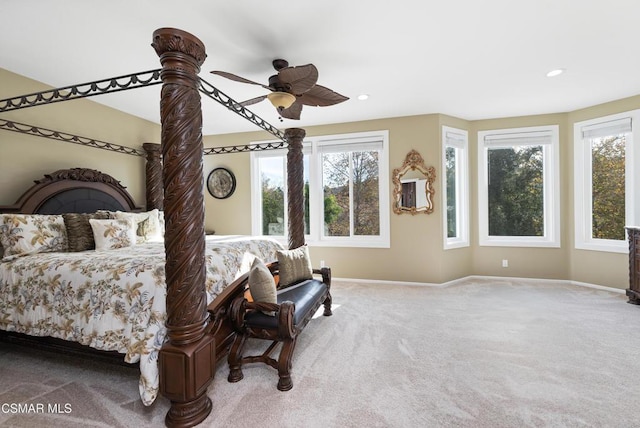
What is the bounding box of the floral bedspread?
[0,236,283,405]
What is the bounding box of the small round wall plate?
[207,167,236,199]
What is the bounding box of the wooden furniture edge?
[627,227,640,305]
[0,168,140,213]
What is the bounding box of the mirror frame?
[392,149,436,215]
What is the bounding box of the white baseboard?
[567,279,626,294]
[332,276,447,288]
[332,274,626,294]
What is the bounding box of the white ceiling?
[2,0,640,136]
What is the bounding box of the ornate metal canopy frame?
[0,118,146,156]
[0,69,162,111]
[0,68,286,156]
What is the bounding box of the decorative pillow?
[89,218,137,250]
[114,209,162,243]
[63,211,111,252]
[276,245,313,287]
[95,209,115,218]
[0,214,68,260]
[248,258,277,316]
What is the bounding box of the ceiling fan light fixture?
[267,91,296,110]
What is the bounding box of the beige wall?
[0,68,160,206]
[203,98,640,289]
[3,67,639,289]
[203,116,457,284]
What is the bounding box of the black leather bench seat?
[245,279,328,329]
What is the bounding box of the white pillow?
[114,209,162,243]
[89,218,137,250]
[0,214,68,260]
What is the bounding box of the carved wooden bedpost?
[152,28,214,428]
[285,128,306,249]
[142,142,163,211]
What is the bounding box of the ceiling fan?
[210,59,348,120]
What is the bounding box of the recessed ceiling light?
[357,94,369,101]
[546,68,565,77]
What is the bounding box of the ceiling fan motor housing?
[268,74,290,93]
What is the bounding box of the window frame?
[573,110,639,253]
[442,126,469,250]
[250,130,390,248]
[477,125,560,247]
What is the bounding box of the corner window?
[251,131,389,248]
[442,126,469,249]
[478,125,560,247]
[574,111,639,252]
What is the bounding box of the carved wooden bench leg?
[227,333,247,383]
[323,293,333,316]
[277,337,297,391]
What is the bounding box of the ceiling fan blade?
[280,101,303,120]
[278,64,319,94]
[297,84,349,107]
[239,95,267,107]
[210,70,273,91]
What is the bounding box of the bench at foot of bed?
[226,261,332,391]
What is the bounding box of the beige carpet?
[1,278,640,427]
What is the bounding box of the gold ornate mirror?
[392,149,436,215]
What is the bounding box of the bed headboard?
[0,168,141,214]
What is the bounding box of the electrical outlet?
[502,259,509,268]
[320,260,326,268]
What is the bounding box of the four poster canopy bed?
[0,27,323,427]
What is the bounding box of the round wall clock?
[207,167,236,199]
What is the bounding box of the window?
[442,126,469,249]
[478,125,560,247]
[253,152,310,236]
[574,110,640,253]
[251,130,389,248]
